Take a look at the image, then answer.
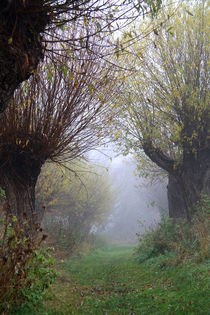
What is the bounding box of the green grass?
[45,244,210,315]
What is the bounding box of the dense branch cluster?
[0,43,117,179]
[0,0,162,114]
[0,25,119,221]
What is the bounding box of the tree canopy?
[112,0,210,219]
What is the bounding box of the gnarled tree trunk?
[167,174,186,219]
[0,0,50,114]
[143,141,210,221]
[3,177,40,224]
[0,155,43,231]
[167,163,210,221]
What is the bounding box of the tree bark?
[0,1,50,114]
[3,177,37,222]
[167,167,210,221]
[143,140,210,221]
[0,156,43,230]
[167,174,186,219]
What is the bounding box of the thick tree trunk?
[0,156,43,231]
[143,140,210,221]
[3,177,42,225]
[167,174,186,219]
[167,168,210,221]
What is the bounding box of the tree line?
[0,0,209,231]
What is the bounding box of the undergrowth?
[135,196,210,265]
[0,216,57,315]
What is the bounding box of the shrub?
[43,215,85,252]
[37,162,114,255]
[135,216,178,263]
[0,217,57,315]
[192,195,210,259]
[135,196,210,265]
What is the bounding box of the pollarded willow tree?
[113,1,210,220]
[0,0,162,115]
[0,31,118,226]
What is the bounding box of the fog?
[89,147,168,244]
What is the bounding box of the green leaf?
[8,37,13,45]
[12,216,18,223]
[63,65,68,77]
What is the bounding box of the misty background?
[89,147,168,244]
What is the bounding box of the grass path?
[46,244,209,314]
